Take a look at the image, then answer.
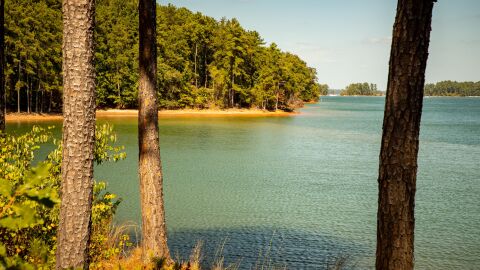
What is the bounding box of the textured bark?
[138,0,171,260]
[376,1,435,270]
[56,0,96,269]
[0,0,4,132]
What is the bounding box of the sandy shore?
[6,108,297,122]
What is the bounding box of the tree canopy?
[424,81,480,96]
[340,82,382,96]
[3,0,323,112]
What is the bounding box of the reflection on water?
[168,227,366,270]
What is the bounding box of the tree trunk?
[117,81,121,108]
[26,77,30,114]
[0,0,5,131]
[138,0,171,261]
[35,80,39,113]
[40,84,44,114]
[376,1,435,270]
[48,90,52,112]
[17,60,21,113]
[230,70,234,107]
[275,83,279,111]
[204,46,208,88]
[56,0,96,269]
[194,43,198,88]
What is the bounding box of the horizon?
[161,0,480,90]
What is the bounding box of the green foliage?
[4,0,324,112]
[0,124,127,268]
[340,82,382,96]
[318,84,329,96]
[4,0,63,113]
[424,81,480,96]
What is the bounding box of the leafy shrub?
[0,124,127,268]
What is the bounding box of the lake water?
[7,97,480,269]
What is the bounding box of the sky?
[160,0,480,90]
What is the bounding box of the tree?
[3,0,323,112]
[55,0,96,269]
[424,80,480,96]
[340,82,379,96]
[138,0,171,261]
[376,1,436,269]
[0,0,4,132]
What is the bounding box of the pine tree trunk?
[204,46,208,88]
[138,0,171,261]
[194,43,198,88]
[0,0,4,131]
[40,85,44,114]
[117,81,121,108]
[56,0,96,269]
[230,71,234,107]
[48,90,52,112]
[26,77,30,114]
[17,60,21,113]
[376,1,435,269]
[35,81,39,113]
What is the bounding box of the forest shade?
[3,0,328,113]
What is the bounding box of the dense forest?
[3,0,326,113]
[340,82,383,96]
[424,81,480,96]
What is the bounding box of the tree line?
[424,80,480,96]
[3,0,326,114]
[340,82,383,96]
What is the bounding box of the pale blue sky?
[160,0,480,90]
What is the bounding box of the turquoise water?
[8,97,480,269]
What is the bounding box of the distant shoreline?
[6,108,297,122]
[328,95,480,97]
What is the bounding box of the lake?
[7,96,480,269]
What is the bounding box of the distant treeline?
[424,81,480,96]
[340,83,383,96]
[4,0,326,113]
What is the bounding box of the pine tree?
[138,0,171,261]
[55,0,96,268]
[376,1,436,269]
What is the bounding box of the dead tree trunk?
[138,0,171,261]
[56,0,96,269]
[376,1,435,270]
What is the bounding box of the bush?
[0,124,127,268]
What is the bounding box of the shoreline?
[6,108,298,122]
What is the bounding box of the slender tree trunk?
[35,80,40,113]
[26,77,30,114]
[17,60,21,113]
[117,81,121,108]
[194,43,198,88]
[0,0,5,131]
[48,90,52,112]
[230,70,234,108]
[204,46,208,88]
[40,84,44,114]
[275,83,279,111]
[138,0,171,261]
[376,1,435,270]
[56,0,96,269]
